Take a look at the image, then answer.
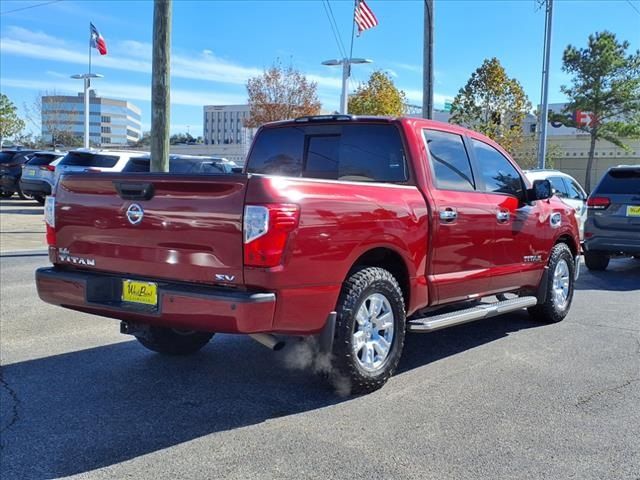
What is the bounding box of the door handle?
[496,210,510,223]
[439,208,458,222]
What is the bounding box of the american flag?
[354,0,378,35]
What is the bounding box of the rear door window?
[565,179,586,200]
[247,123,408,182]
[472,139,524,198]
[596,169,640,194]
[423,129,475,191]
[549,176,569,198]
[59,152,119,168]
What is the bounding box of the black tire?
[34,195,45,205]
[584,251,609,271]
[136,327,214,355]
[0,191,14,198]
[331,267,406,394]
[528,243,575,323]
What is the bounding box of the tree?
[513,137,562,170]
[348,70,407,116]
[0,94,25,147]
[560,31,640,191]
[245,63,321,127]
[449,58,531,155]
[133,131,151,148]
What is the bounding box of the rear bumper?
[36,267,276,334]
[583,236,640,255]
[19,179,51,196]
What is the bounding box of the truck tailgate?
[54,173,247,285]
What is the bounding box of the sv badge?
[215,274,236,282]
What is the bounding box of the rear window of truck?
[59,152,119,168]
[596,169,640,194]
[247,124,408,182]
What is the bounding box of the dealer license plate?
[626,206,640,217]
[122,279,158,306]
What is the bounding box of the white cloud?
[1,25,67,47]
[0,27,343,91]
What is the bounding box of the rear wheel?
[331,267,406,395]
[136,327,214,355]
[17,184,33,200]
[584,251,609,271]
[528,243,575,323]
[34,195,45,205]
[0,191,14,198]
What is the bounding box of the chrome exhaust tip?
[249,333,285,351]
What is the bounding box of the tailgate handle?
[114,182,155,201]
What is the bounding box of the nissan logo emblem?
[126,203,144,225]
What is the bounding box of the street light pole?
[71,73,103,148]
[322,58,373,114]
[537,0,553,169]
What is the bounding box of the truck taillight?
[243,204,300,268]
[44,196,56,246]
[587,196,610,210]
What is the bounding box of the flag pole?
[84,22,92,148]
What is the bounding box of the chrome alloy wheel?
[352,293,395,372]
[552,259,570,310]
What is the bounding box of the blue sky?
[1,0,639,137]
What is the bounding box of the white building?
[41,91,141,146]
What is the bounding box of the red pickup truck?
[37,116,580,393]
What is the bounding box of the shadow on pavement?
[0,209,43,215]
[0,200,42,208]
[0,311,541,479]
[575,257,640,292]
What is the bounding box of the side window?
[549,176,568,198]
[566,179,586,200]
[472,139,524,198]
[423,129,475,191]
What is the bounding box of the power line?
[0,0,63,16]
[625,0,640,16]
[322,0,347,59]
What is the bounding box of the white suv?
[524,169,588,239]
[54,149,149,185]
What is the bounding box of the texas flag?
[90,22,107,55]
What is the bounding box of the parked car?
[19,151,65,204]
[36,115,580,394]
[0,148,37,199]
[122,155,239,174]
[583,165,640,270]
[54,149,150,184]
[524,169,588,239]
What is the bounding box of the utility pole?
[537,0,553,169]
[422,0,434,119]
[151,0,171,172]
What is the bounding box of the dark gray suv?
[583,165,640,270]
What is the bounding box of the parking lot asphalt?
[0,199,46,253]
[1,254,639,479]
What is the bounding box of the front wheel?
[136,327,214,355]
[0,191,14,198]
[528,243,575,323]
[331,267,406,395]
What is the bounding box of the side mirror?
[528,179,552,202]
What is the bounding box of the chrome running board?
[407,296,538,333]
